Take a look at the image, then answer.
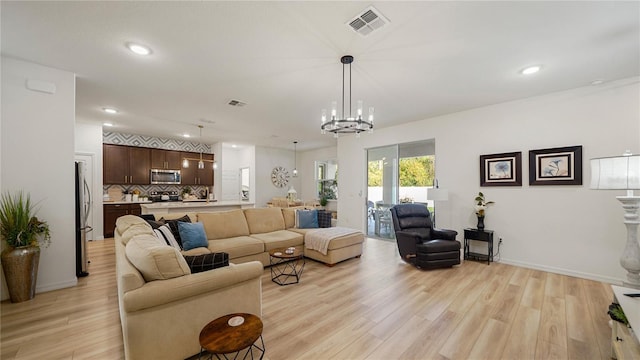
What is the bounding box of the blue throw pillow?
[178,222,208,251]
[296,209,318,229]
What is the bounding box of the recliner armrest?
[432,228,458,240]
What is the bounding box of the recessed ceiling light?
[520,65,542,75]
[183,133,191,138]
[103,122,114,127]
[103,107,118,114]
[127,42,152,56]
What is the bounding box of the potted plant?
[474,192,495,230]
[0,191,51,302]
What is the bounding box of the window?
[316,160,338,200]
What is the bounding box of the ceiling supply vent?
[228,99,246,107]
[347,6,389,36]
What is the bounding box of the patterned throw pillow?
[159,215,191,248]
[154,224,182,250]
[317,210,332,228]
[183,253,229,273]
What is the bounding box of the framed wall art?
[529,145,582,185]
[479,151,522,186]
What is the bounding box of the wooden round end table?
[199,313,265,359]
[269,247,305,286]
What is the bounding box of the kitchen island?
[140,200,255,215]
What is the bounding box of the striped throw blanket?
[305,227,361,255]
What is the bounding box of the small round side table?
[199,313,265,360]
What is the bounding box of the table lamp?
[427,180,449,228]
[591,150,640,288]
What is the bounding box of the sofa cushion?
[156,212,198,222]
[154,224,181,249]
[207,236,264,259]
[292,228,365,250]
[244,208,285,234]
[179,222,209,251]
[296,209,318,229]
[116,215,154,245]
[198,210,250,240]
[125,234,191,282]
[183,252,229,273]
[250,230,304,251]
[181,247,212,256]
[282,208,297,229]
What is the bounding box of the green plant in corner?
[0,191,51,302]
[0,191,51,248]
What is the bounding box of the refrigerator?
[75,161,92,277]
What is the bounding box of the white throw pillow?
[154,224,181,250]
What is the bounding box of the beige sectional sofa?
[115,215,263,360]
[153,207,364,267]
[114,207,363,360]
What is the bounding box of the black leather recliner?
[390,203,460,269]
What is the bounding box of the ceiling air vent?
[347,6,389,36]
[228,99,246,107]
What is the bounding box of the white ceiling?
[2,1,639,151]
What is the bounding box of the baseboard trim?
[498,258,623,285]
[36,278,78,294]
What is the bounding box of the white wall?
[219,145,255,202]
[75,121,104,240]
[255,146,297,207]
[338,77,640,284]
[298,146,337,201]
[1,57,78,300]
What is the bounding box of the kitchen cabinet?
[103,144,150,185]
[151,149,182,170]
[103,203,141,237]
[181,152,214,186]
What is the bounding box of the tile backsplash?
[103,184,211,201]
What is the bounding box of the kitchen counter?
[140,201,255,214]
[103,200,153,205]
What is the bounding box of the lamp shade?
[427,188,449,201]
[590,154,640,190]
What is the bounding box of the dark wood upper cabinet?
[103,144,150,185]
[180,152,214,186]
[151,149,183,170]
[103,144,129,184]
[105,145,212,185]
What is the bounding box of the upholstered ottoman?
[415,239,461,269]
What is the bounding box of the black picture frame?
[529,145,583,185]
[480,152,522,187]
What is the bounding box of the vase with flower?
[474,192,494,230]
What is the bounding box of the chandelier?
[321,55,374,137]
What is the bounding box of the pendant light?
[292,141,298,177]
[321,55,374,138]
[198,125,205,169]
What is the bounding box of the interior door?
[366,145,398,239]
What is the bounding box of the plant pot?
[1,245,40,303]
[477,216,485,230]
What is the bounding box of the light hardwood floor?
[1,237,613,359]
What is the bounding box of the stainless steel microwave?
[150,169,181,184]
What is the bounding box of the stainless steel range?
[149,191,180,202]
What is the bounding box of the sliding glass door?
[367,145,398,239]
[366,140,436,239]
